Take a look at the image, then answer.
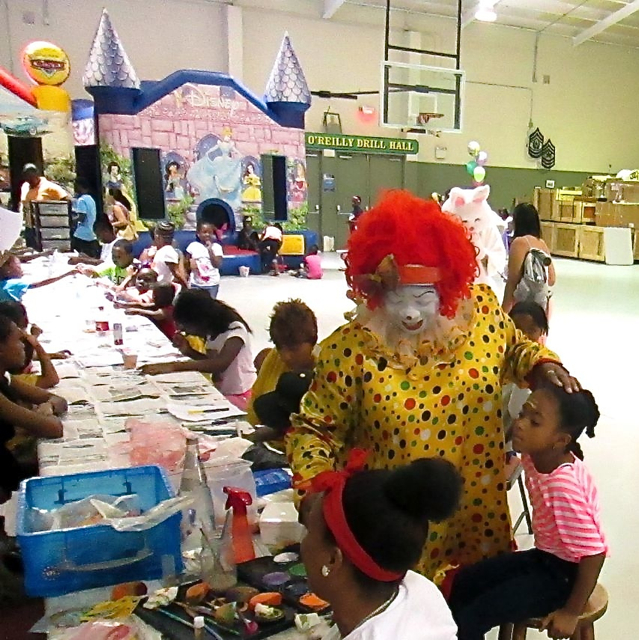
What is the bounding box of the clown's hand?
[534,362,581,394]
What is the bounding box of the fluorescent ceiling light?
[475,7,497,21]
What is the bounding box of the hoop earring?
[321,565,330,577]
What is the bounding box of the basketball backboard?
[380,62,465,134]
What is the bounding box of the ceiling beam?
[573,0,639,45]
[323,0,346,19]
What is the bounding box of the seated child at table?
[449,386,605,640]
[115,267,158,305]
[140,290,256,410]
[0,252,77,302]
[68,216,117,267]
[0,301,61,388]
[79,239,138,289]
[0,314,66,502]
[247,299,317,426]
[299,454,461,640]
[125,283,177,340]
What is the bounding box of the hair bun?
[383,458,462,523]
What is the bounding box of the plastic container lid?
[194,616,205,629]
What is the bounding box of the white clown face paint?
[383,285,440,335]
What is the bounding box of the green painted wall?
[404,162,593,210]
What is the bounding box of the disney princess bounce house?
[83,9,314,274]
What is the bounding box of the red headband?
[306,449,404,583]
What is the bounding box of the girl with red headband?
[301,451,461,639]
[287,190,581,581]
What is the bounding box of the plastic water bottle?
[179,435,217,553]
[113,323,123,346]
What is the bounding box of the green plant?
[283,203,308,231]
[240,202,307,231]
[167,195,194,230]
[240,204,265,229]
[44,155,75,192]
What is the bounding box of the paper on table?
[100,398,163,417]
[54,362,82,379]
[92,384,161,403]
[55,386,92,405]
[151,371,207,384]
[166,402,246,422]
[78,353,125,368]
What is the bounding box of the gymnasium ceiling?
[312,0,639,48]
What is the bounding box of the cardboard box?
[595,202,639,228]
[605,181,639,203]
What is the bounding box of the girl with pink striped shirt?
[449,385,607,640]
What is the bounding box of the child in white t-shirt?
[186,220,223,298]
[150,221,188,288]
[139,290,256,410]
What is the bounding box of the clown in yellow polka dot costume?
[286,191,577,580]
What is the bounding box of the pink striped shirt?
[522,454,608,563]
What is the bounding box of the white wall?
[1,0,639,172]
[0,0,228,100]
[241,4,639,172]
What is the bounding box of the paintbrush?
[156,607,225,640]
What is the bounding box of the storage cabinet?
[578,226,605,262]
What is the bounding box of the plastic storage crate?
[17,465,183,597]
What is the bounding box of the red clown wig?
[346,190,478,318]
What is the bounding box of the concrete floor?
[222,254,638,639]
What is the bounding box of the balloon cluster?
[466,141,488,185]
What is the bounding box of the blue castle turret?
[264,34,311,129]
[83,9,141,114]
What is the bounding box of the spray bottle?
[223,487,255,564]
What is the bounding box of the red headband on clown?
[345,190,478,319]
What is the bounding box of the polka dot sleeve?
[286,327,361,490]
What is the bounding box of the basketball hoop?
[416,112,444,126]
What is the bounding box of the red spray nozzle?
[223,487,253,513]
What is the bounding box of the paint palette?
[237,553,331,615]
[135,582,295,640]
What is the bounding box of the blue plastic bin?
[17,465,183,597]
[253,469,292,497]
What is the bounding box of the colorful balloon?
[477,151,488,166]
[473,166,486,183]
[466,160,477,176]
[468,141,481,157]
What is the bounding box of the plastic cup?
[122,352,138,369]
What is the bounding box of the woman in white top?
[299,453,461,640]
[140,290,256,410]
[502,204,555,314]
